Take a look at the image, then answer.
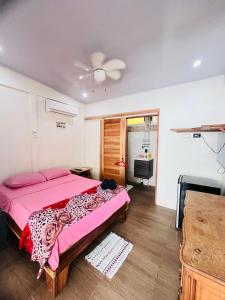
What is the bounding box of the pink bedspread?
[0,174,130,270]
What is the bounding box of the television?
[217,133,225,168]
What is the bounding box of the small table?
[70,167,92,179]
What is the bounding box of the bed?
[0,173,130,297]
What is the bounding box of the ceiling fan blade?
[103,59,126,71]
[74,61,92,71]
[106,70,121,80]
[78,73,93,80]
[90,52,106,68]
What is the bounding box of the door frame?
[100,108,160,205]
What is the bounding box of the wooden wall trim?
[85,108,160,120]
[120,118,127,186]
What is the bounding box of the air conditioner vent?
[46,99,79,117]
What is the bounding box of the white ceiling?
[0,0,225,103]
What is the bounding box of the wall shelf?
[171,124,225,133]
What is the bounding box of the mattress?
[0,174,130,270]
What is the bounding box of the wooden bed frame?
[7,203,128,298]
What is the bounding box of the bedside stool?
[70,167,92,179]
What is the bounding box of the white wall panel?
[0,65,84,182]
[0,86,32,181]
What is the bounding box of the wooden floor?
[0,188,182,300]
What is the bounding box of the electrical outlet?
[193,133,201,138]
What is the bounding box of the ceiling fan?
[74,52,126,83]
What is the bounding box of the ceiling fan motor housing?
[94,69,106,82]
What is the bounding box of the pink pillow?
[4,172,46,189]
[40,167,71,180]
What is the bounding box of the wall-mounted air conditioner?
[46,99,79,117]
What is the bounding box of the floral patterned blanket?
[19,185,123,278]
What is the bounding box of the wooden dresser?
[180,191,225,300]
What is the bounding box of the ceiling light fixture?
[93,69,106,83]
[193,60,202,68]
[78,75,84,80]
[82,92,88,99]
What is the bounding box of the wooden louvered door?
[100,118,127,186]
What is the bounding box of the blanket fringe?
[37,266,44,279]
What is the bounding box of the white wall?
[84,76,225,210]
[0,65,84,182]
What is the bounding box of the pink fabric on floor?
[0,174,130,270]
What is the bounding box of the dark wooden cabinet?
[134,159,153,179]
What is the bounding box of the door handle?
[115,160,128,168]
